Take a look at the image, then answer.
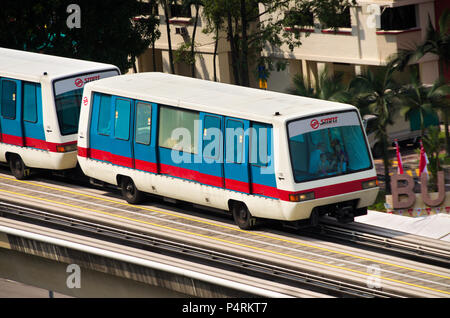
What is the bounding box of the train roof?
[85,72,357,123]
[0,47,118,82]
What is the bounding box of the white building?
[135,0,445,93]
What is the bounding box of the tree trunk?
[227,11,240,85]
[213,27,218,82]
[163,0,175,74]
[190,3,200,78]
[239,0,249,87]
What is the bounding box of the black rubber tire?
[309,209,320,227]
[9,155,30,180]
[121,177,144,204]
[232,203,258,230]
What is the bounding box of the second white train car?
[77,72,379,229]
[0,48,119,179]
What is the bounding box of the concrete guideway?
[0,171,449,297]
[0,217,320,298]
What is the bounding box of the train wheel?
[232,203,258,230]
[9,155,31,180]
[121,177,144,204]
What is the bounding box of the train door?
[22,82,45,149]
[250,123,277,198]
[224,117,250,193]
[133,101,158,173]
[111,96,134,168]
[198,113,224,187]
[0,78,23,146]
[89,93,113,163]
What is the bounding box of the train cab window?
[1,80,17,119]
[250,123,270,166]
[114,98,131,140]
[226,119,244,163]
[288,111,371,182]
[159,106,199,153]
[23,82,38,123]
[98,94,112,136]
[135,102,152,145]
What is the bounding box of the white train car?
[77,72,379,229]
[0,48,119,179]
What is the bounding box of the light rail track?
[302,218,450,267]
[0,170,449,297]
[0,201,397,298]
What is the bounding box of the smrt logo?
[310,119,319,129]
[320,116,338,126]
[75,78,84,88]
[83,96,88,106]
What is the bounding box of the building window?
[381,5,416,30]
[335,6,351,28]
[170,3,191,18]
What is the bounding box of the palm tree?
[349,68,401,194]
[287,66,351,103]
[398,69,450,140]
[389,9,450,153]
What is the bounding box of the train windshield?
[53,69,119,135]
[287,111,372,183]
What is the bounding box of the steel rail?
[0,200,399,298]
[307,217,450,267]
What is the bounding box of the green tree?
[0,0,160,74]
[287,66,351,103]
[202,0,355,87]
[398,69,450,140]
[349,68,401,194]
[389,9,450,153]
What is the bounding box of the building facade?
[134,0,449,93]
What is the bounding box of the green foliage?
[202,0,357,86]
[287,66,351,103]
[0,0,160,73]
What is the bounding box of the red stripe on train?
[78,146,376,201]
[1,134,76,152]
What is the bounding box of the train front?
[280,109,379,224]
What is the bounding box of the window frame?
[286,109,373,184]
[114,98,132,141]
[1,79,17,120]
[135,101,152,145]
[97,93,112,136]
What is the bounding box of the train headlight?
[289,192,315,202]
[362,179,378,189]
[56,143,78,153]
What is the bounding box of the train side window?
[23,82,38,123]
[98,94,112,136]
[203,115,221,160]
[114,98,131,140]
[226,119,244,164]
[1,80,17,119]
[159,106,199,153]
[250,123,270,166]
[135,102,152,145]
